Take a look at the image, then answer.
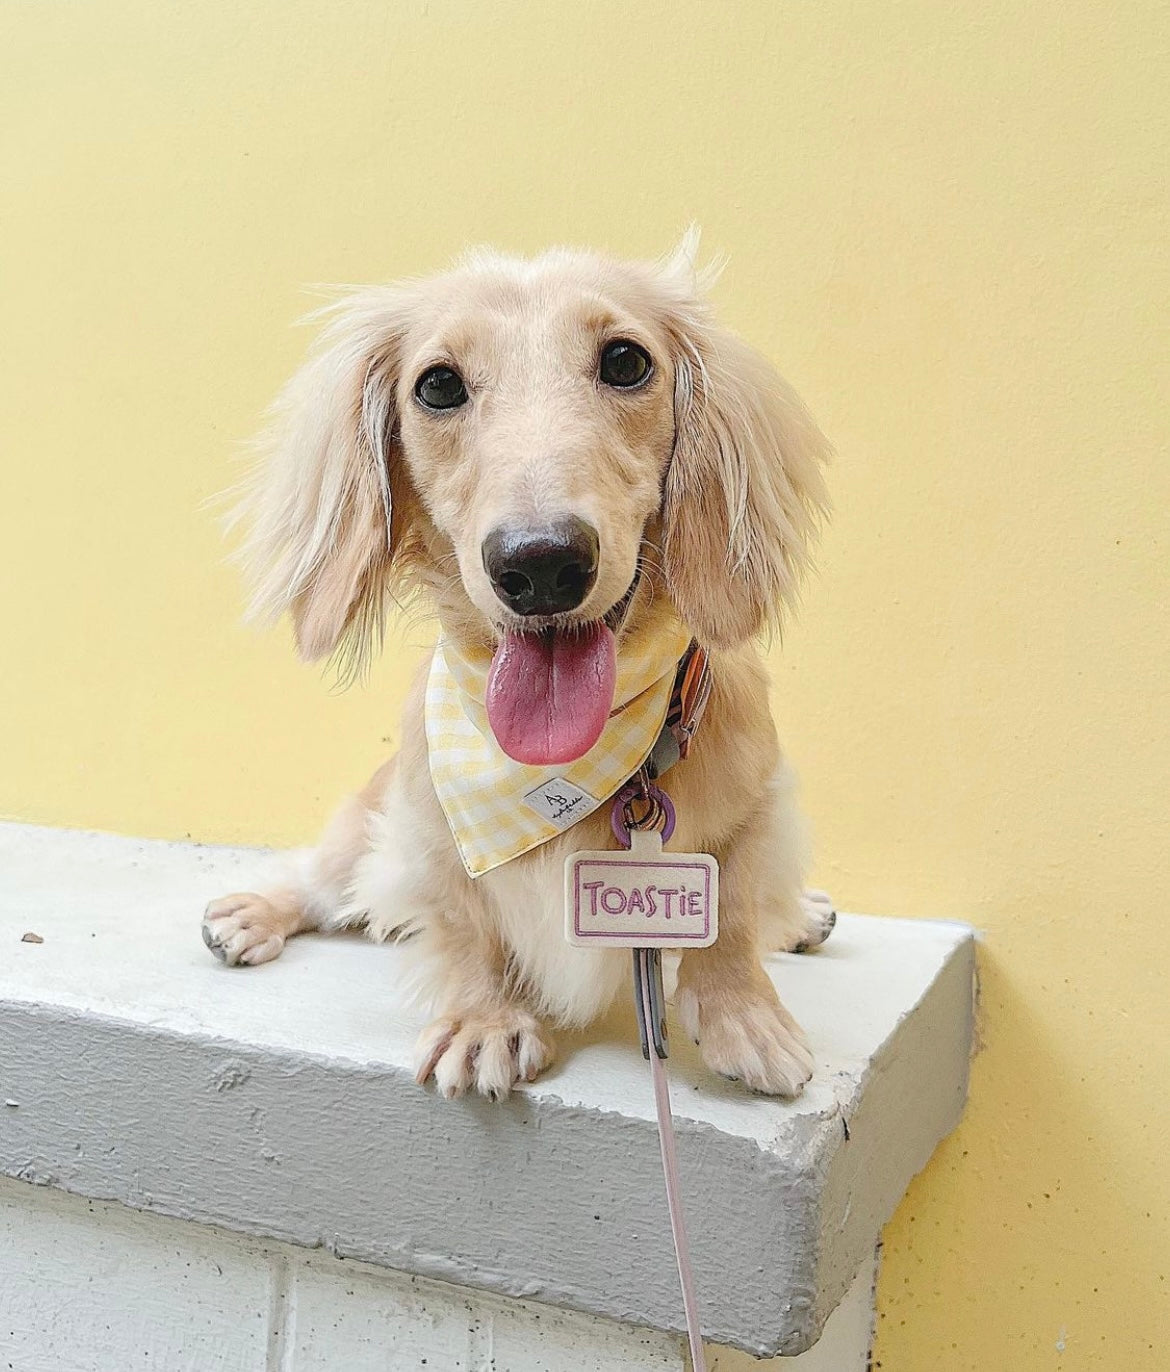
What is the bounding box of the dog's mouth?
[485,567,641,767]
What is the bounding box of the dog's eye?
[599,340,652,389]
[415,366,468,410]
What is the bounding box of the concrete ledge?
[0,822,975,1357]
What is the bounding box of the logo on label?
[522,777,597,830]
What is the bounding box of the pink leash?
[635,947,707,1372]
[614,706,716,1370]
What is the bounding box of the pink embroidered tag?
[564,829,719,948]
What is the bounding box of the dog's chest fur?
[481,835,628,1027]
[356,780,627,1027]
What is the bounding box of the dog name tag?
[565,829,719,948]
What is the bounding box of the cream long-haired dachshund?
[202,237,835,1101]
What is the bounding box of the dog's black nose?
[482,517,600,616]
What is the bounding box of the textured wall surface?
[2,3,1167,1368]
[0,1178,879,1371]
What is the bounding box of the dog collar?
[645,638,713,779]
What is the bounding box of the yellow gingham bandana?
[426,603,692,878]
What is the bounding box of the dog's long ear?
[234,288,418,675]
[660,268,831,648]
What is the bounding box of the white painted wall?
[0,1178,875,1370]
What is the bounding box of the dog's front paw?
[202,894,287,967]
[676,981,813,1097]
[414,1009,555,1101]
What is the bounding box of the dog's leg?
[413,914,556,1101]
[201,760,392,967]
[755,764,836,953]
[675,804,815,1097]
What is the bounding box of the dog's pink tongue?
[486,623,617,765]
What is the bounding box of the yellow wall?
[3,3,1167,1366]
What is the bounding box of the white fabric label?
[521,777,598,830]
[564,829,720,949]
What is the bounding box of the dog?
[202,236,835,1101]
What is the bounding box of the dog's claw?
[794,889,836,952]
[202,923,228,962]
[415,1027,455,1086]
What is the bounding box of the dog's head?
[239,238,829,762]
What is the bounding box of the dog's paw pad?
[202,894,287,968]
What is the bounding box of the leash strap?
[623,644,714,1368]
[634,948,707,1372]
